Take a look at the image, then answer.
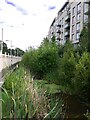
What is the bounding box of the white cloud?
[0,0,67,50]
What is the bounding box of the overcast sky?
[0,0,67,51]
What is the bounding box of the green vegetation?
[0,40,24,56]
[2,67,62,118]
[2,26,90,119]
[22,36,90,101]
[22,37,59,79]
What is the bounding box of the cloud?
[32,13,37,16]
[0,0,67,50]
[48,6,56,10]
[43,4,56,11]
[0,21,5,24]
[5,0,28,15]
[16,6,28,15]
[5,0,16,7]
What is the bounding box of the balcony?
[56,33,60,39]
[76,29,80,33]
[85,9,90,15]
[65,15,70,21]
[65,37,69,41]
[77,10,81,14]
[56,29,61,34]
[84,0,90,4]
[72,40,79,44]
[64,31,69,36]
[56,38,61,41]
[51,32,54,35]
[57,24,61,27]
[64,23,70,29]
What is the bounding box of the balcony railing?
[56,33,60,38]
[65,31,69,36]
[64,23,70,29]
[77,10,81,14]
[56,29,61,33]
[56,37,61,41]
[84,0,90,4]
[65,15,70,21]
[57,24,61,27]
[85,9,90,15]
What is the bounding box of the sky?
[0,0,67,51]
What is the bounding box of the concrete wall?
[0,54,21,71]
[0,54,21,119]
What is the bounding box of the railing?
[64,23,70,29]
[0,53,21,71]
[65,15,70,21]
[64,31,69,36]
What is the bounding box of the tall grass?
[2,66,62,119]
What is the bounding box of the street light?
[5,40,12,66]
[0,28,3,54]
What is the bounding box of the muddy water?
[48,92,89,119]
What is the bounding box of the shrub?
[22,41,59,79]
[73,52,90,101]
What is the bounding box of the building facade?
[48,0,90,45]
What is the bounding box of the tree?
[0,41,8,54]
[3,42,8,54]
[51,35,56,43]
[73,52,90,102]
[59,42,76,88]
[15,48,24,56]
[40,37,49,47]
[79,25,88,53]
[22,38,59,79]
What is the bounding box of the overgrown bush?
[73,52,90,101]
[22,36,90,104]
[22,40,59,79]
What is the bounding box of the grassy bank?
[2,66,62,119]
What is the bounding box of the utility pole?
[0,28,3,54]
[1,28,3,54]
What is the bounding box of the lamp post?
[5,40,12,66]
[0,28,3,54]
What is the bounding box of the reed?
[2,66,62,119]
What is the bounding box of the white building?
[48,0,90,45]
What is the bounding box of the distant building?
[48,0,90,45]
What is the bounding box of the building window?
[84,15,88,23]
[72,16,75,24]
[77,13,81,21]
[72,7,75,15]
[72,25,74,33]
[77,2,81,13]
[72,34,74,41]
[76,32,80,40]
[62,18,64,25]
[76,22,80,31]
[64,7,66,11]
[84,3,88,13]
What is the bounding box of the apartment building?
[48,0,90,45]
